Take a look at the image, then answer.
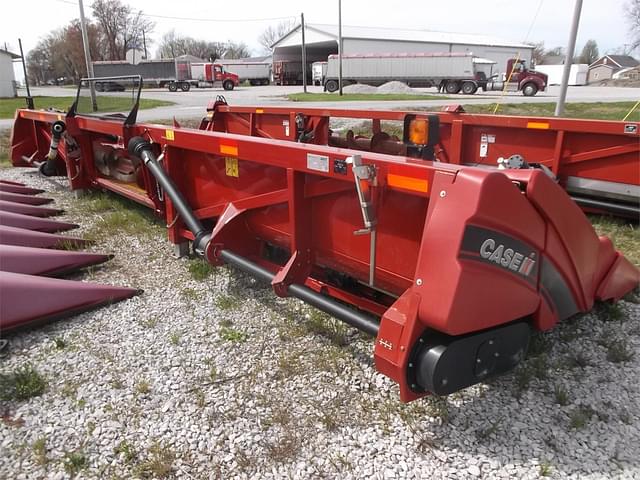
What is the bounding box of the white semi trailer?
[217,61,271,85]
[324,53,548,96]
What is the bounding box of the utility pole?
[143,29,148,60]
[555,0,583,117]
[78,0,97,111]
[301,13,307,93]
[18,39,34,109]
[338,0,343,95]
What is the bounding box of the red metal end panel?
[414,169,546,336]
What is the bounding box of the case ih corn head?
[6,78,639,401]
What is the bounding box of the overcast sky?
[3,0,635,80]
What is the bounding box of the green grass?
[0,365,46,401]
[188,258,215,281]
[63,451,87,476]
[590,216,640,266]
[287,92,448,102]
[460,101,640,122]
[0,128,10,168]
[0,96,174,119]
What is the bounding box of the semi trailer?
[323,53,547,96]
[217,61,271,85]
[93,58,239,92]
[312,61,328,86]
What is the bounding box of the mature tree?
[578,39,599,64]
[27,20,102,84]
[258,20,296,53]
[224,41,251,59]
[157,30,226,61]
[91,0,154,60]
[526,41,545,65]
[625,0,640,52]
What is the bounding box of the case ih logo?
[459,225,539,282]
[479,238,536,277]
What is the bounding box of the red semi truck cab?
[484,59,548,96]
[211,64,240,91]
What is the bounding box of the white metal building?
[0,49,19,98]
[272,24,534,76]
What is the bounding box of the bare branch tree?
[91,0,154,60]
[578,40,599,64]
[224,41,251,59]
[258,20,296,53]
[625,0,640,52]
[157,31,226,61]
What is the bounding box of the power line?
[50,0,295,23]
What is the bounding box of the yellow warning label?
[225,157,239,177]
[165,129,175,140]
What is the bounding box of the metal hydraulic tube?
[128,137,211,254]
[128,137,381,337]
[40,121,66,177]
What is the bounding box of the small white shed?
[0,49,20,98]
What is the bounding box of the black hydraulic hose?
[128,137,380,337]
[571,195,639,218]
[220,250,380,337]
[128,137,211,253]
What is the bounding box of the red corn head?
[0,183,45,195]
[0,191,54,205]
[0,200,63,217]
[0,271,142,333]
[0,245,113,276]
[0,211,78,232]
[0,225,89,249]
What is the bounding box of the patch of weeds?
[530,354,549,380]
[476,417,502,440]
[569,405,595,429]
[425,396,450,423]
[215,294,240,311]
[139,316,159,328]
[513,364,533,396]
[539,460,553,477]
[619,409,632,425]
[110,377,124,390]
[86,421,96,435]
[553,384,570,406]
[565,350,590,369]
[60,381,78,398]
[596,302,626,322]
[133,442,175,479]
[84,199,160,241]
[181,287,201,301]
[264,432,300,463]
[188,258,215,281]
[219,326,248,343]
[114,440,137,463]
[53,337,67,350]
[0,365,46,401]
[305,309,349,346]
[76,398,86,408]
[169,331,181,346]
[276,350,305,379]
[63,451,87,476]
[207,364,218,382]
[194,388,206,408]
[528,332,552,357]
[32,436,48,466]
[135,379,151,395]
[606,338,634,363]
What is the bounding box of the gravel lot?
[1,167,639,480]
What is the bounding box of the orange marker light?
[409,119,429,145]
